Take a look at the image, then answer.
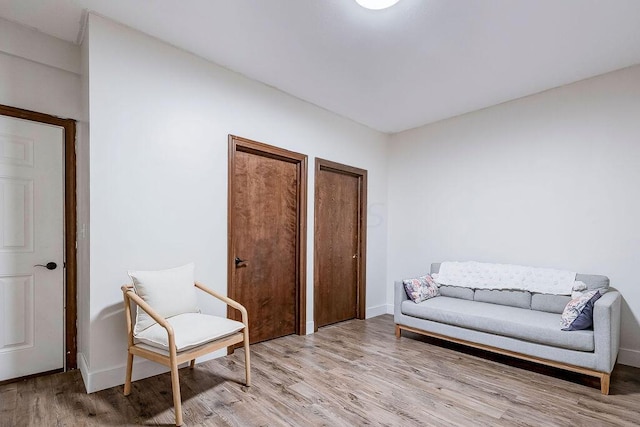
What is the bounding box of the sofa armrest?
[593,290,621,373]
[394,280,408,323]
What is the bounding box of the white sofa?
[394,263,621,394]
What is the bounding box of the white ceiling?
[2,0,640,133]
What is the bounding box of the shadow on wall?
[92,301,129,362]
[97,301,126,323]
[619,296,640,364]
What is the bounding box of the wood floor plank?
[1,315,639,426]
[0,383,17,427]
[13,374,53,426]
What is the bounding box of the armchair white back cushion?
[128,263,199,334]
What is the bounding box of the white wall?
[77,21,91,385]
[0,19,89,375]
[388,65,640,367]
[83,14,389,392]
[0,17,81,120]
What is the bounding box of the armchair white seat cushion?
[134,313,245,352]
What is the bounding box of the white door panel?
[0,115,64,381]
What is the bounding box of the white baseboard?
[77,352,90,393]
[78,350,224,393]
[306,320,315,335]
[386,304,394,315]
[366,304,388,318]
[618,347,640,368]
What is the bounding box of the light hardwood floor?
[1,315,639,426]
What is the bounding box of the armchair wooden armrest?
[121,284,177,353]
[194,281,249,326]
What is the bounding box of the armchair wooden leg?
[243,330,251,387]
[189,359,195,369]
[170,359,183,426]
[395,324,401,338]
[124,352,133,396]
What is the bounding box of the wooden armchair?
[121,280,250,426]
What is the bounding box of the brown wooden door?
[314,159,367,330]
[228,136,307,344]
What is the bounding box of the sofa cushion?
[575,274,609,291]
[474,289,531,309]
[430,263,441,274]
[439,285,474,300]
[531,294,571,314]
[401,297,594,352]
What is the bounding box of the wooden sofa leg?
[601,373,610,395]
[395,324,401,338]
[124,353,133,396]
[189,359,195,369]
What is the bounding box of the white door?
[0,114,64,381]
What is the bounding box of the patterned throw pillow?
[403,275,440,304]
[561,289,602,331]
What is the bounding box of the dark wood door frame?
[314,158,367,332]
[227,135,308,337]
[0,104,77,371]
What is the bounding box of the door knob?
[235,257,247,267]
[34,262,57,270]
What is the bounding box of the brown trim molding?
[314,158,367,329]
[0,104,77,370]
[227,135,308,337]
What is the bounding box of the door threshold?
[0,368,64,386]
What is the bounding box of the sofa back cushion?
[575,273,609,291]
[475,289,532,309]
[430,262,609,313]
[531,293,572,313]
[430,263,441,275]
[439,285,475,300]
[431,263,475,300]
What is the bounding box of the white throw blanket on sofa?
[435,261,577,295]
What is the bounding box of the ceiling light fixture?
[356,0,400,10]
